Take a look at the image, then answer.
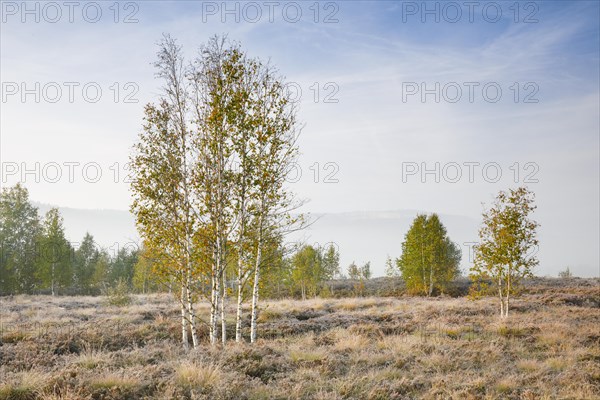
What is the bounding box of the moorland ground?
[0,279,599,400]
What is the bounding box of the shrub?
[559,267,573,279]
[105,278,132,307]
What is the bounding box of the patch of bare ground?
[0,281,598,399]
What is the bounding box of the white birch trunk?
[250,227,263,344]
[51,261,55,296]
[301,282,306,301]
[505,267,511,318]
[428,264,434,297]
[250,250,261,343]
[209,271,219,345]
[221,271,227,344]
[180,283,189,350]
[235,195,247,343]
[235,255,245,342]
[498,275,505,318]
[186,273,199,348]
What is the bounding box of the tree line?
[0,184,139,296]
[0,181,539,326]
[0,184,348,301]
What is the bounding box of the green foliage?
[128,35,304,345]
[129,98,197,286]
[467,276,492,300]
[321,244,340,279]
[91,251,111,291]
[0,184,152,296]
[73,233,99,293]
[109,246,138,286]
[0,184,41,294]
[347,262,361,280]
[290,245,323,300]
[128,36,301,285]
[37,208,73,295]
[133,247,161,293]
[274,244,342,299]
[318,284,333,298]
[257,237,290,299]
[105,278,132,307]
[397,214,461,296]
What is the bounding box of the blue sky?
[1,1,599,276]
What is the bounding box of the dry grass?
[88,374,141,390]
[74,342,111,369]
[175,362,222,389]
[0,370,47,400]
[0,279,598,399]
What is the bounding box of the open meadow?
[1,279,598,400]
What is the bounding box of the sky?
[1,1,599,277]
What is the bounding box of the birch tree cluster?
[129,35,302,348]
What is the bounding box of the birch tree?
[247,66,301,343]
[397,214,461,296]
[347,262,361,280]
[234,61,302,342]
[133,246,161,294]
[131,100,200,349]
[322,244,340,280]
[130,35,201,349]
[471,187,539,318]
[189,37,240,345]
[230,53,261,343]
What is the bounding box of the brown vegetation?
[1,278,598,399]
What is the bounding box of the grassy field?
[0,279,599,399]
